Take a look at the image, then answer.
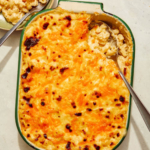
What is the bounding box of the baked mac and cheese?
[0,0,46,24]
[19,8,132,150]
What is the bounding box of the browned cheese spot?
[66,124,72,132]
[50,66,55,71]
[43,22,49,30]
[28,103,33,108]
[94,91,101,98]
[105,115,109,118]
[110,142,114,146]
[99,108,103,111]
[64,16,72,28]
[41,101,45,106]
[119,96,125,102]
[71,102,76,108]
[66,22,71,28]
[124,68,127,76]
[100,66,103,71]
[93,102,96,105]
[40,141,45,144]
[60,67,69,74]
[43,134,47,139]
[64,16,72,21]
[26,67,31,73]
[74,113,82,116]
[53,22,56,26]
[116,103,121,107]
[87,108,92,112]
[66,141,71,150]
[120,114,124,119]
[31,65,34,69]
[23,96,30,102]
[83,145,89,150]
[117,133,120,137]
[42,46,46,50]
[118,126,121,129]
[28,53,32,56]
[27,134,30,138]
[24,87,30,93]
[115,74,119,79]
[114,98,118,102]
[21,73,28,79]
[82,130,86,135]
[52,91,55,95]
[24,37,39,50]
[93,144,100,150]
[83,21,88,24]
[56,96,62,101]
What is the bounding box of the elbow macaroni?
[0,0,46,24]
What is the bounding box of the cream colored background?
[0,0,150,150]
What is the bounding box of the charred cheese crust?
[19,8,132,150]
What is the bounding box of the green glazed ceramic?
[15,0,135,150]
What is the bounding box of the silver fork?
[90,21,150,131]
[0,0,50,46]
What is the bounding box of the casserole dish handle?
[58,0,104,14]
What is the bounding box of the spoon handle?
[119,71,150,131]
[0,12,31,46]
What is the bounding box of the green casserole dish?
[15,0,135,149]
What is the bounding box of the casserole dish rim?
[15,1,135,149]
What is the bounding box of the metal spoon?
[0,0,50,46]
[89,21,150,131]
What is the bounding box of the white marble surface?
[0,0,150,150]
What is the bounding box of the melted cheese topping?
[19,8,132,150]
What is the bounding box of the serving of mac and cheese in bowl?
[0,0,54,30]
